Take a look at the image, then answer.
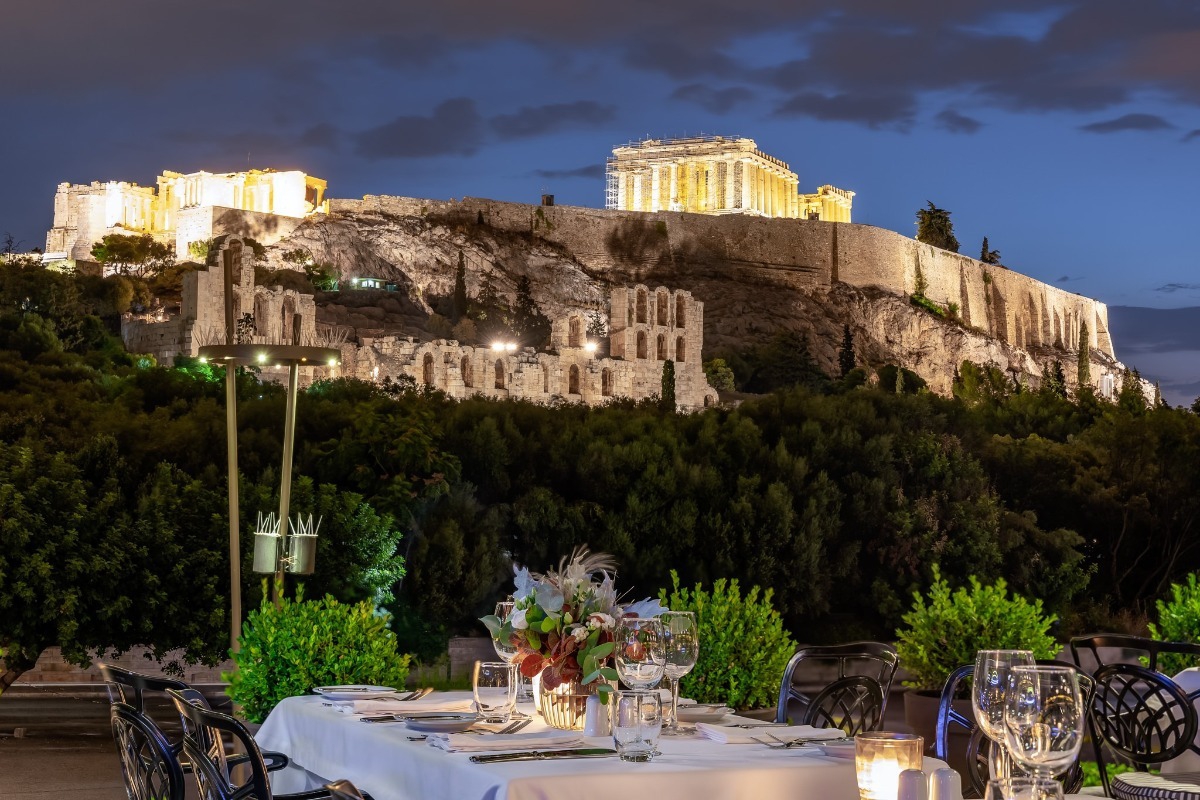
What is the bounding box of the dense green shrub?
[1148,573,1200,675]
[226,586,411,722]
[659,571,795,710]
[895,567,1058,690]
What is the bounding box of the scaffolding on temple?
[605,156,619,210]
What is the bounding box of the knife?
[469,748,618,764]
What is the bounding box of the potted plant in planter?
[895,567,1058,762]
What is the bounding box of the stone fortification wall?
[329,195,1114,362]
[176,206,305,258]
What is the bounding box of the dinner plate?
[676,705,733,723]
[313,685,400,701]
[403,712,480,733]
[817,741,857,759]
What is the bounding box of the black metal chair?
[1071,635,1200,796]
[802,675,885,735]
[775,641,899,725]
[110,701,187,800]
[325,780,368,800]
[168,689,371,800]
[934,661,1092,798]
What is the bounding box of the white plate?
[403,713,479,733]
[817,741,857,759]
[677,705,733,723]
[313,685,400,701]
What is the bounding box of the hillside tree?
[90,234,173,277]
[661,359,676,410]
[916,202,959,253]
[838,325,856,377]
[1077,321,1091,389]
[980,237,1001,265]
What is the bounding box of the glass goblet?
[492,600,532,705]
[660,611,698,735]
[1003,665,1084,785]
[615,616,665,690]
[974,650,1034,780]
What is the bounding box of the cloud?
[1079,113,1174,133]
[1183,129,1200,142]
[774,91,915,129]
[490,101,616,140]
[532,165,606,180]
[671,84,755,114]
[1154,282,1200,293]
[354,98,484,159]
[934,108,983,134]
[1056,275,1085,283]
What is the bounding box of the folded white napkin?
[696,723,847,745]
[426,731,584,753]
[328,695,476,715]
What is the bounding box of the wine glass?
[974,650,1034,780]
[615,616,665,690]
[492,600,532,704]
[1003,665,1084,785]
[659,611,698,736]
[985,778,1064,800]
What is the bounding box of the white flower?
[571,627,588,642]
[587,612,615,630]
[622,598,667,618]
[513,566,536,601]
[510,607,529,630]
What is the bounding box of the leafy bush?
[226,585,412,722]
[659,571,796,710]
[1148,573,1200,675]
[895,566,1058,690]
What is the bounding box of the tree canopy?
[916,202,959,253]
[90,234,174,277]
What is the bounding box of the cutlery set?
[406,718,531,741]
[753,733,850,749]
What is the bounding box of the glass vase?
[538,677,599,730]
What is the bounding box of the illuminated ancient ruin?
[606,136,853,222]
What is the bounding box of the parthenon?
[605,136,853,222]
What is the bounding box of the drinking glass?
[660,611,698,735]
[615,616,665,690]
[985,778,1064,800]
[492,600,532,703]
[1003,665,1084,784]
[472,661,517,723]
[612,690,663,762]
[974,650,1034,780]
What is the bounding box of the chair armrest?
[262,750,290,772]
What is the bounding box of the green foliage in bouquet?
[659,571,796,710]
[1148,573,1200,675]
[226,583,411,722]
[895,566,1058,691]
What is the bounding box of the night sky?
[3,1,1199,398]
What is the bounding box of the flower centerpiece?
[481,547,664,729]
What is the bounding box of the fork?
[754,732,850,749]
[407,718,530,741]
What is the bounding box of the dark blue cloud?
[934,109,983,134]
[671,85,755,114]
[490,102,616,140]
[774,92,915,129]
[354,98,484,159]
[532,165,606,180]
[1079,113,1174,133]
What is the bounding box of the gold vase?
[537,677,597,730]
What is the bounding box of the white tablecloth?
[256,693,947,800]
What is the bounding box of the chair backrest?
[110,702,187,800]
[326,779,368,800]
[803,675,884,736]
[776,641,899,724]
[1090,663,1199,767]
[1070,634,1200,675]
[168,688,271,800]
[98,663,190,715]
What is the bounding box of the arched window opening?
[657,334,667,361]
[704,395,714,408]
[601,368,612,397]
[676,336,686,363]
[569,365,580,395]
[636,289,647,324]
[494,360,506,390]
[636,331,647,359]
[569,316,583,348]
[657,292,668,326]
[423,353,435,386]
[675,295,686,328]
[461,355,473,388]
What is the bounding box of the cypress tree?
[838,324,856,378]
[452,251,468,323]
[661,359,676,411]
[1077,321,1091,389]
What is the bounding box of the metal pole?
[273,362,301,605]
[223,250,241,654]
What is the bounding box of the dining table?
[255,691,949,800]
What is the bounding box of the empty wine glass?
[615,616,665,690]
[492,600,532,704]
[660,611,698,736]
[1003,665,1084,784]
[985,778,1064,800]
[975,650,1034,780]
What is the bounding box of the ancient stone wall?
[175,206,305,259]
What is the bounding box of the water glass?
[612,691,663,762]
[615,616,665,690]
[1003,665,1084,781]
[660,611,699,735]
[985,778,1064,800]
[472,661,517,722]
[974,650,1034,780]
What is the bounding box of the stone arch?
[568,316,584,348]
[602,368,612,397]
[676,336,686,363]
[636,330,647,359]
[656,333,667,360]
[636,288,647,324]
[656,291,668,326]
[461,355,473,388]
[423,352,435,386]
[494,359,505,390]
[568,364,580,395]
[675,294,686,328]
[704,395,714,408]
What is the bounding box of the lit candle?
[855,733,924,800]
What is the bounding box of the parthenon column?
[724,157,736,210]
[669,163,679,210]
[650,167,661,212]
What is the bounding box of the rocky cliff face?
[263,200,1128,396]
